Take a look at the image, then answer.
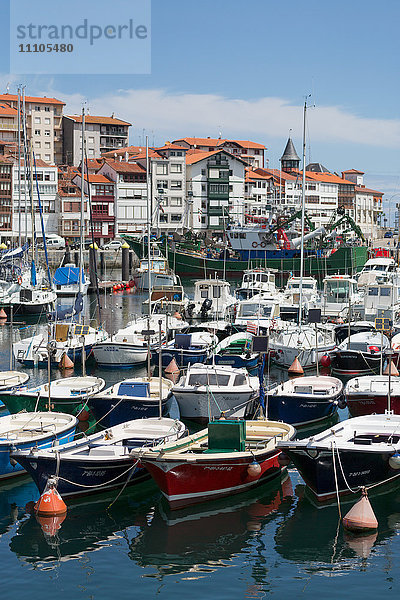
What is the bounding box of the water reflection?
[9,475,294,574]
[127,475,294,578]
[275,482,400,569]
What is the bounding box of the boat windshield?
[325,280,350,302]
[188,373,231,387]
[240,304,273,318]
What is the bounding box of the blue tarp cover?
[117,382,150,398]
[53,267,85,286]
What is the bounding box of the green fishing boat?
[123,235,368,282]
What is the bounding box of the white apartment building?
[63,115,131,166]
[186,150,246,231]
[341,169,382,239]
[244,169,274,217]
[97,159,147,236]
[12,159,58,238]
[0,93,65,164]
[134,145,188,233]
[174,137,265,168]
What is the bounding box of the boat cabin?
[236,269,277,300]
[193,279,233,305]
[235,298,280,327]
[322,275,359,317]
[363,282,400,321]
[357,257,397,287]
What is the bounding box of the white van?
[41,235,66,250]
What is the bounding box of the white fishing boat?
[0,371,30,409]
[235,268,277,300]
[234,295,281,332]
[269,324,336,369]
[357,257,398,287]
[12,417,187,497]
[172,363,259,423]
[321,275,362,318]
[186,279,236,320]
[13,321,108,367]
[362,280,400,322]
[92,314,188,369]
[134,249,178,290]
[280,276,321,321]
[5,286,57,316]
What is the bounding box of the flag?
[246,321,258,335]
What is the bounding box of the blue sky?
[2,0,400,220]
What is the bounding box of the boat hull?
[174,390,257,423]
[267,393,340,427]
[346,394,400,417]
[0,393,92,418]
[141,449,283,509]
[213,354,259,371]
[0,427,76,481]
[89,395,172,428]
[92,343,148,368]
[123,237,368,282]
[154,348,209,368]
[330,351,382,375]
[282,446,400,501]
[13,453,149,497]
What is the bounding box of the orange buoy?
[77,405,90,422]
[288,357,304,376]
[59,352,74,370]
[165,357,180,383]
[342,488,378,532]
[34,479,67,517]
[384,360,399,376]
[0,308,6,319]
[36,513,66,537]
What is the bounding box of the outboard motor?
[187,303,195,318]
[200,298,212,319]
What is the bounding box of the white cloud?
[45,87,400,149]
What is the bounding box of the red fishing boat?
[132,419,295,509]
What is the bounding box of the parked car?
[102,240,123,251]
[384,231,394,238]
[38,235,65,250]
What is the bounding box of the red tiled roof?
[304,171,354,185]
[174,137,266,150]
[0,94,65,105]
[103,159,146,173]
[355,186,383,196]
[101,145,145,157]
[245,168,272,182]
[156,143,189,152]
[260,168,297,181]
[342,169,365,174]
[0,103,18,116]
[67,115,131,126]
[73,173,112,184]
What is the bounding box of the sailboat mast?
[17,87,21,248]
[146,136,151,311]
[79,108,85,302]
[298,99,308,325]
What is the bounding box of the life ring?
[17,276,22,285]
[252,242,258,248]
[260,242,267,248]
[173,294,180,301]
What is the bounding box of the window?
[34,106,41,111]
[34,129,40,135]
[170,163,182,173]
[44,130,50,136]
[201,169,206,176]
[202,184,206,192]
[156,163,168,175]
[88,136,94,144]
[88,148,94,156]
[176,151,183,156]
[45,154,51,161]
[44,106,50,112]
[157,180,168,190]
[170,197,182,207]
[44,118,51,125]
[159,214,168,223]
[34,141,41,148]
[170,180,182,189]
[34,117,41,124]
[170,214,181,222]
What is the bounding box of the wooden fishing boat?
[132,418,295,509]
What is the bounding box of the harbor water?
[1,287,400,599]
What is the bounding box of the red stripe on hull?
[142,450,283,509]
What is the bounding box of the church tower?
[280,136,300,173]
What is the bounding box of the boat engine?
[200,298,212,319]
[187,303,195,318]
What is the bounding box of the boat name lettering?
[204,466,233,471]
[82,470,107,477]
[349,469,370,477]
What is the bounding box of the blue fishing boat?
[153,332,217,368]
[267,375,344,427]
[0,411,78,481]
[11,417,187,498]
[88,377,174,428]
